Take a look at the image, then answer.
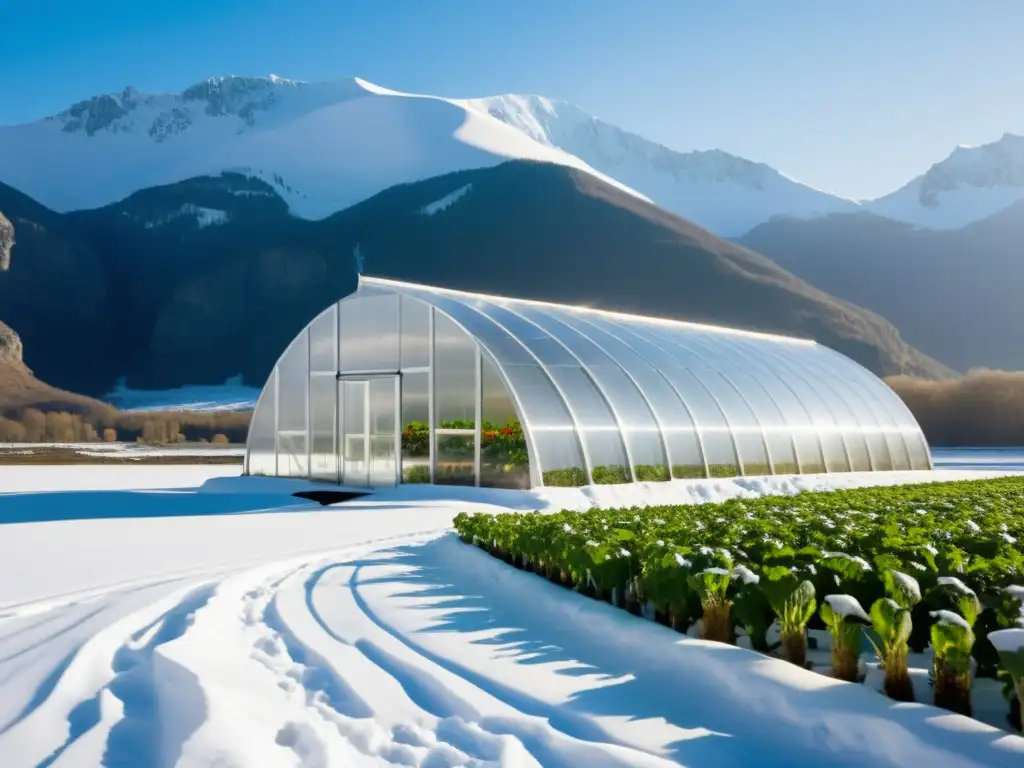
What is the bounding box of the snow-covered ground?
[2,463,1023,766]
[0,442,244,459]
[931,446,1024,472]
[103,377,260,412]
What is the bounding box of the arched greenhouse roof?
[244,275,932,488]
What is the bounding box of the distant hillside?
[0,320,110,414]
[1,161,949,395]
[71,161,950,389]
[0,181,114,393]
[740,202,1024,372]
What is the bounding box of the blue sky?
[2,0,1022,199]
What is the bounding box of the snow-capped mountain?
[2,74,1023,235]
[865,133,1024,229]
[465,94,859,235]
[0,76,645,220]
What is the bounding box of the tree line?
[0,407,249,444]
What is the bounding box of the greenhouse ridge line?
[358,275,817,346]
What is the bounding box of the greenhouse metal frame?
[244,276,932,489]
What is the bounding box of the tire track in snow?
[299,557,680,767]
[0,578,217,768]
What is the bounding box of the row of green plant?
[540,461,834,487]
[453,476,1024,729]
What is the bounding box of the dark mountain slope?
[124,161,949,387]
[2,162,950,394]
[0,182,113,393]
[740,205,1024,372]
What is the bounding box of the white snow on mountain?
[0,76,646,221]
[464,94,860,235]
[866,133,1024,229]
[3,74,1023,234]
[420,183,472,216]
[142,204,229,229]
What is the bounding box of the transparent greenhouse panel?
[500,363,586,487]
[400,294,430,370]
[758,355,841,475]
[340,380,368,486]
[368,377,398,487]
[278,433,308,478]
[277,331,308,433]
[481,354,530,489]
[548,365,631,484]
[718,336,807,474]
[338,294,399,372]
[776,352,854,473]
[816,346,921,470]
[400,371,430,484]
[649,328,763,475]
[552,311,703,479]
[601,321,734,477]
[435,432,476,486]
[309,374,337,482]
[276,331,309,478]
[886,432,913,471]
[246,372,277,477]
[794,347,884,473]
[907,431,932,470]
[471,300,631,483]
[434,310,476,428]
[396,290,584,487]
[729,336,829,474]
[701,338,798,475]
[308,304,337,372]
[517,305,668,479]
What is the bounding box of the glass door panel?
[369,377,398,487]
[340,380,369,486]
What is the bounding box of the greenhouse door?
[338,376,399,487]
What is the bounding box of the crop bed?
[454,476,1024,729]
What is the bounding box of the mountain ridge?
[739,199,1024,372]
[0,161,951,396]
[4,74,1022,236]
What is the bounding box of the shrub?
[542,467,587,487]
[671,464,707,479]
[404,464,430,484]
[102,427,117,442]
[708,463,739,478]
[592,464,630,485]
[634,464,670,482]
[211,433,230,445]
[888,370,1024,446]
[772,462,800,475]
[0,416,25,442]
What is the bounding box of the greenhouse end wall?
[244,277,933,488]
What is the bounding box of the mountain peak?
[917,131,1024,206]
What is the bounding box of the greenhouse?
[243,276,932,488]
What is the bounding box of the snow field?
[2,463,1024,765]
